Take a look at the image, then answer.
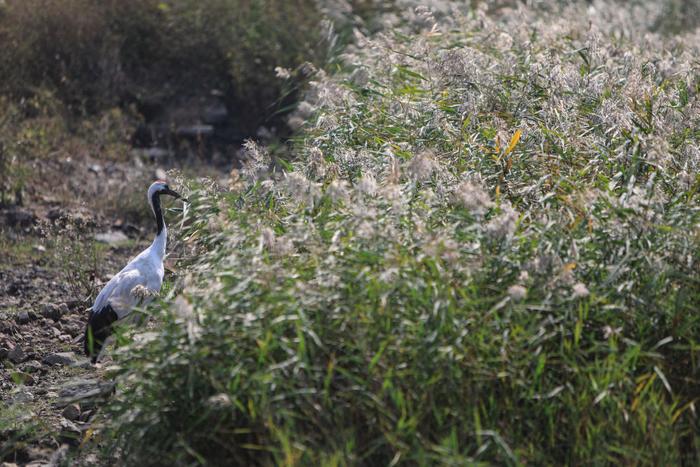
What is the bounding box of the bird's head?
[148,180,185,201]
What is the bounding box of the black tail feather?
[84,304,119,363]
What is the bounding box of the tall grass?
[98,1,700,465]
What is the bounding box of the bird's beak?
[164,188,188,202]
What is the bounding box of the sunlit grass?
[98,2,699,465]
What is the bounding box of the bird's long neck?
[151,192,167,259]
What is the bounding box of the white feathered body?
[91,227,167,319]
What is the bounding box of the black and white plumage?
[84,181,184,362]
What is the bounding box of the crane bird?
[84,180,186,362]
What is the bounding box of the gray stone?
[55,377,114,408]
[58,419,82,446]
[4,207,36,228]
[94,230,129,245]
[8,346,27,364]
[59,419,80,432]
[70,357,92,369]
[202,102,228,124]
[42,352,78,366]
[175,124,214,138]
[62,403,81,421]
[16,311,30,325]
[21,360,43,373]
[0,320,13,333]
[41,303,68,321]
[79,409,93,422]
[63,321,82,337]
[25,445,53,462]
[48,444,70,466]
[12,390,34,403]
[41,304,58,320]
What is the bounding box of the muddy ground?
[0,149,229,465]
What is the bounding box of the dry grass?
[97,1,699,465]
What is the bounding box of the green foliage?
[0,0,328,132]
[0,402,46,462]
[1,0,697,463]
[0,91,140,208]
[0,99,23,206]
[0,93,68,205]
[99,2,699,465]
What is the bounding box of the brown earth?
[0,150,228,465]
